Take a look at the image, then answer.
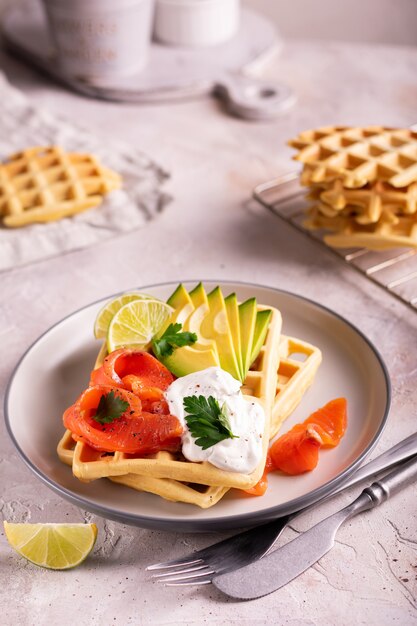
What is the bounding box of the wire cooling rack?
[253,173,417,311]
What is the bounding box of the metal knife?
[212,454,417,600]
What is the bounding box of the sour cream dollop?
[165,367,265,473]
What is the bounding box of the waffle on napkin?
[0,146,121,227]
[289,126,417,249]
[57,330,321,507]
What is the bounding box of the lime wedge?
[94,292,155,339]
[107,299,173,353]
[4,521,97,570]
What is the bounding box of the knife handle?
[336,431,417,495]
[363,455,417,506]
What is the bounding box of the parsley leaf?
[92,390,129,425]
[183,395,238,450]
[152,323,197,358]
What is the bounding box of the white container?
[154,0,240,47]
[42,0,154,79]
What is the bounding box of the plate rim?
[4,280,391,531]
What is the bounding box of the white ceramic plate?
[5,282,390,532]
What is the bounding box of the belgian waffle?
[305,205,417,250]
[270,335,321,438]
[0,146,121,227]
[57,331,321,506]
[57,431,229,508]
[308,179,417,225]
[289,126,417,189]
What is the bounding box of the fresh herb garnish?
[183,395,238,450]
[92,390,129,425]
[152,323,197,358]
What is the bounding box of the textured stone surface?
[0,37,417,626]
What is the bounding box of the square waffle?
[0,145,121,227]
[57,330,322,506]
[289,126,417,189]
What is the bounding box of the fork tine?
[146,518,286,575]
[165,579,212,587]
[147,558,204,571]
[151,564,210,579]
[155,568,215,584]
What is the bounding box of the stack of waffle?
[0,146,121,227]
[58,308,322,508]
[289,126,417,250]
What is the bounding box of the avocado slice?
[161,344,220,378]
[250,309,272,365]
[163,283,194,329]
[184,283,218,355]
[188,282,208,308]
[198,286,241,381]
[167,283,192,310]
[186,283,209,333]
[157,283,219,376]
[239,297,258,381]
[224,293,243,380]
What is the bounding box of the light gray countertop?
[1,38,417,625]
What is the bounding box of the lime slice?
[4,521,97,570]
[94,292,155,339]
[107,299,173,353]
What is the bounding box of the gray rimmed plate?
[4,281,390,532]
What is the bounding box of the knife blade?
[213,455,417,600]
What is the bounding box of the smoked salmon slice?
[269,397,347,475]
[64,350,181,455]
[243,398,347,495]
[63,385,182,455]
[90,349,174,392]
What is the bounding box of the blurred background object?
[154,0,240,47]
[1,0,415,118]
[1,0,297,119]
[42,0,154,79]
[243,0,417,45]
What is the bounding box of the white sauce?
[165,367,265,473]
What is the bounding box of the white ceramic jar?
[154,0,240,47]
[42,0,154,79]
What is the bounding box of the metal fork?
[147,432,417,586]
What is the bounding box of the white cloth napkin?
[0,73,169,271]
